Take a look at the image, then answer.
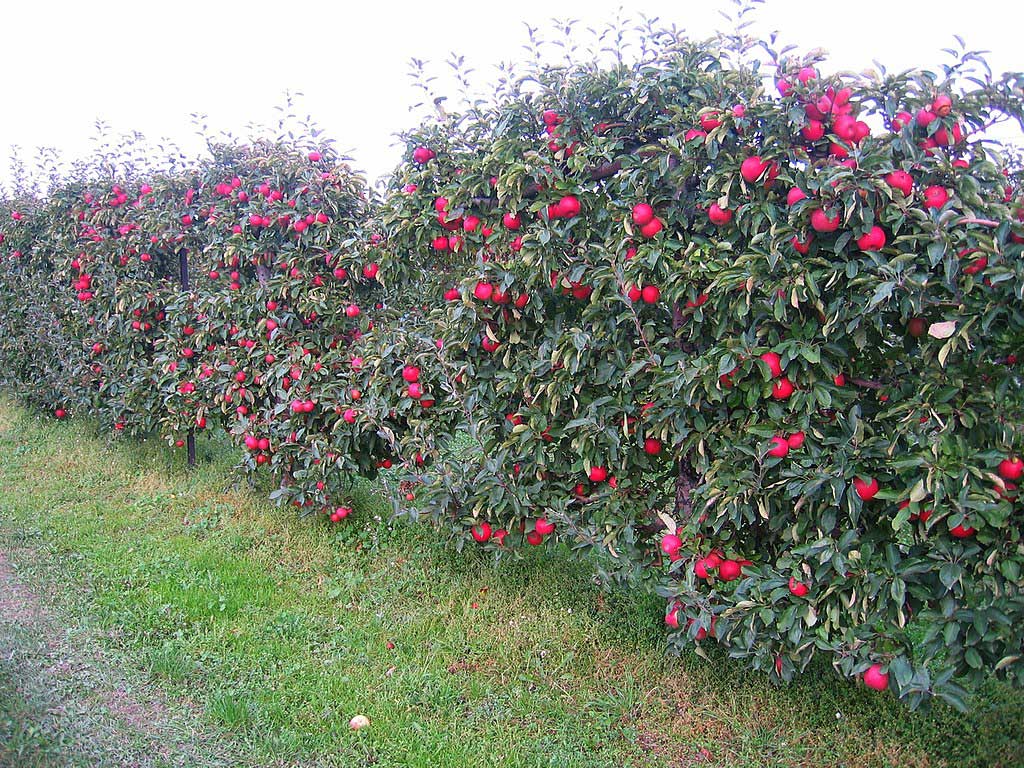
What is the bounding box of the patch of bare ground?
[0,549,239,768]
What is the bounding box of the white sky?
[1,0,1020,191]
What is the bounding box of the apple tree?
[378,20,1024,708]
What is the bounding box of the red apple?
[787,187,808,206]
[998,457,1024,480]
[708,203,732,226]
[640,218,663,238]
[923,186,949,209]
[950,522,976,538]
[760,351,783,377]
[661,534,683,556]
[771,377,795,400]
[856,226,886,251]
[474,281,494,301]
[641,285,661,304]
[740,155,770,183]
[788,577,809,597]
[471,522,492,543]
[556,195,581,218]
[853,476,880,501]
[810,208,841,233]
[907,317,927,338]
[535,517,555,535]
[885,170,914,197]
[631,203,655,226]
[718,559,742,581]
[412,146,435,164]
[801,121,825,142]
[768,436,790,458]
[863,663,889,691]
[931,94,952,117]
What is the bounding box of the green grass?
[0,399,1022,767]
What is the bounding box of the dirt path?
[0,548,238,768]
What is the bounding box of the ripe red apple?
[760,351,783,377]
[788,578,809,597]
[810,208,840,233]
[740,155,770,183]
[665,604,680,628]
[791,234,813,254]
[885,170,914,197]
[718,559,742,581]
[856,226,886,251]
[588,466,608,483]
[641,285,661,304]
[345,304,360,318]
[907,317,927,338]
[708,203,732,226]
[535,517,555,535]
[55,408,66,419]
[950,522,976,538]
[631,203,655,226]
[643,437,662,456]
[407,382,423,399]
[699,112,722,131]
[474,281,494,301]
[931,94,952,117]
[787,187,808,206]
[787,431,806,450]
[402,365,420,383]
[471,522,492,543]
[412,146,435,164]
[998,457,1024,480]
[853,476,880,501]
[801,121,825,142]
[923,186,949,209]
[556,195,581,218]
[502,212,522,230]
[768,436,790,458]
[891,111,913,131]
[797,66,817,85]
[640,218,663,238]
[863,663,889,691]
[661,534,683,556]
[771,377,795,400]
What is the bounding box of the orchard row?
[2,27,1024,709]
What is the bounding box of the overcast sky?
[1,0,1020,191]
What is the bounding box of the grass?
[0,399,1021,767]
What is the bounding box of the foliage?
[2,12,1024,711]
[377,18,1024,709]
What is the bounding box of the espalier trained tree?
[0,126,405,518]
[378,18,1024,708]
